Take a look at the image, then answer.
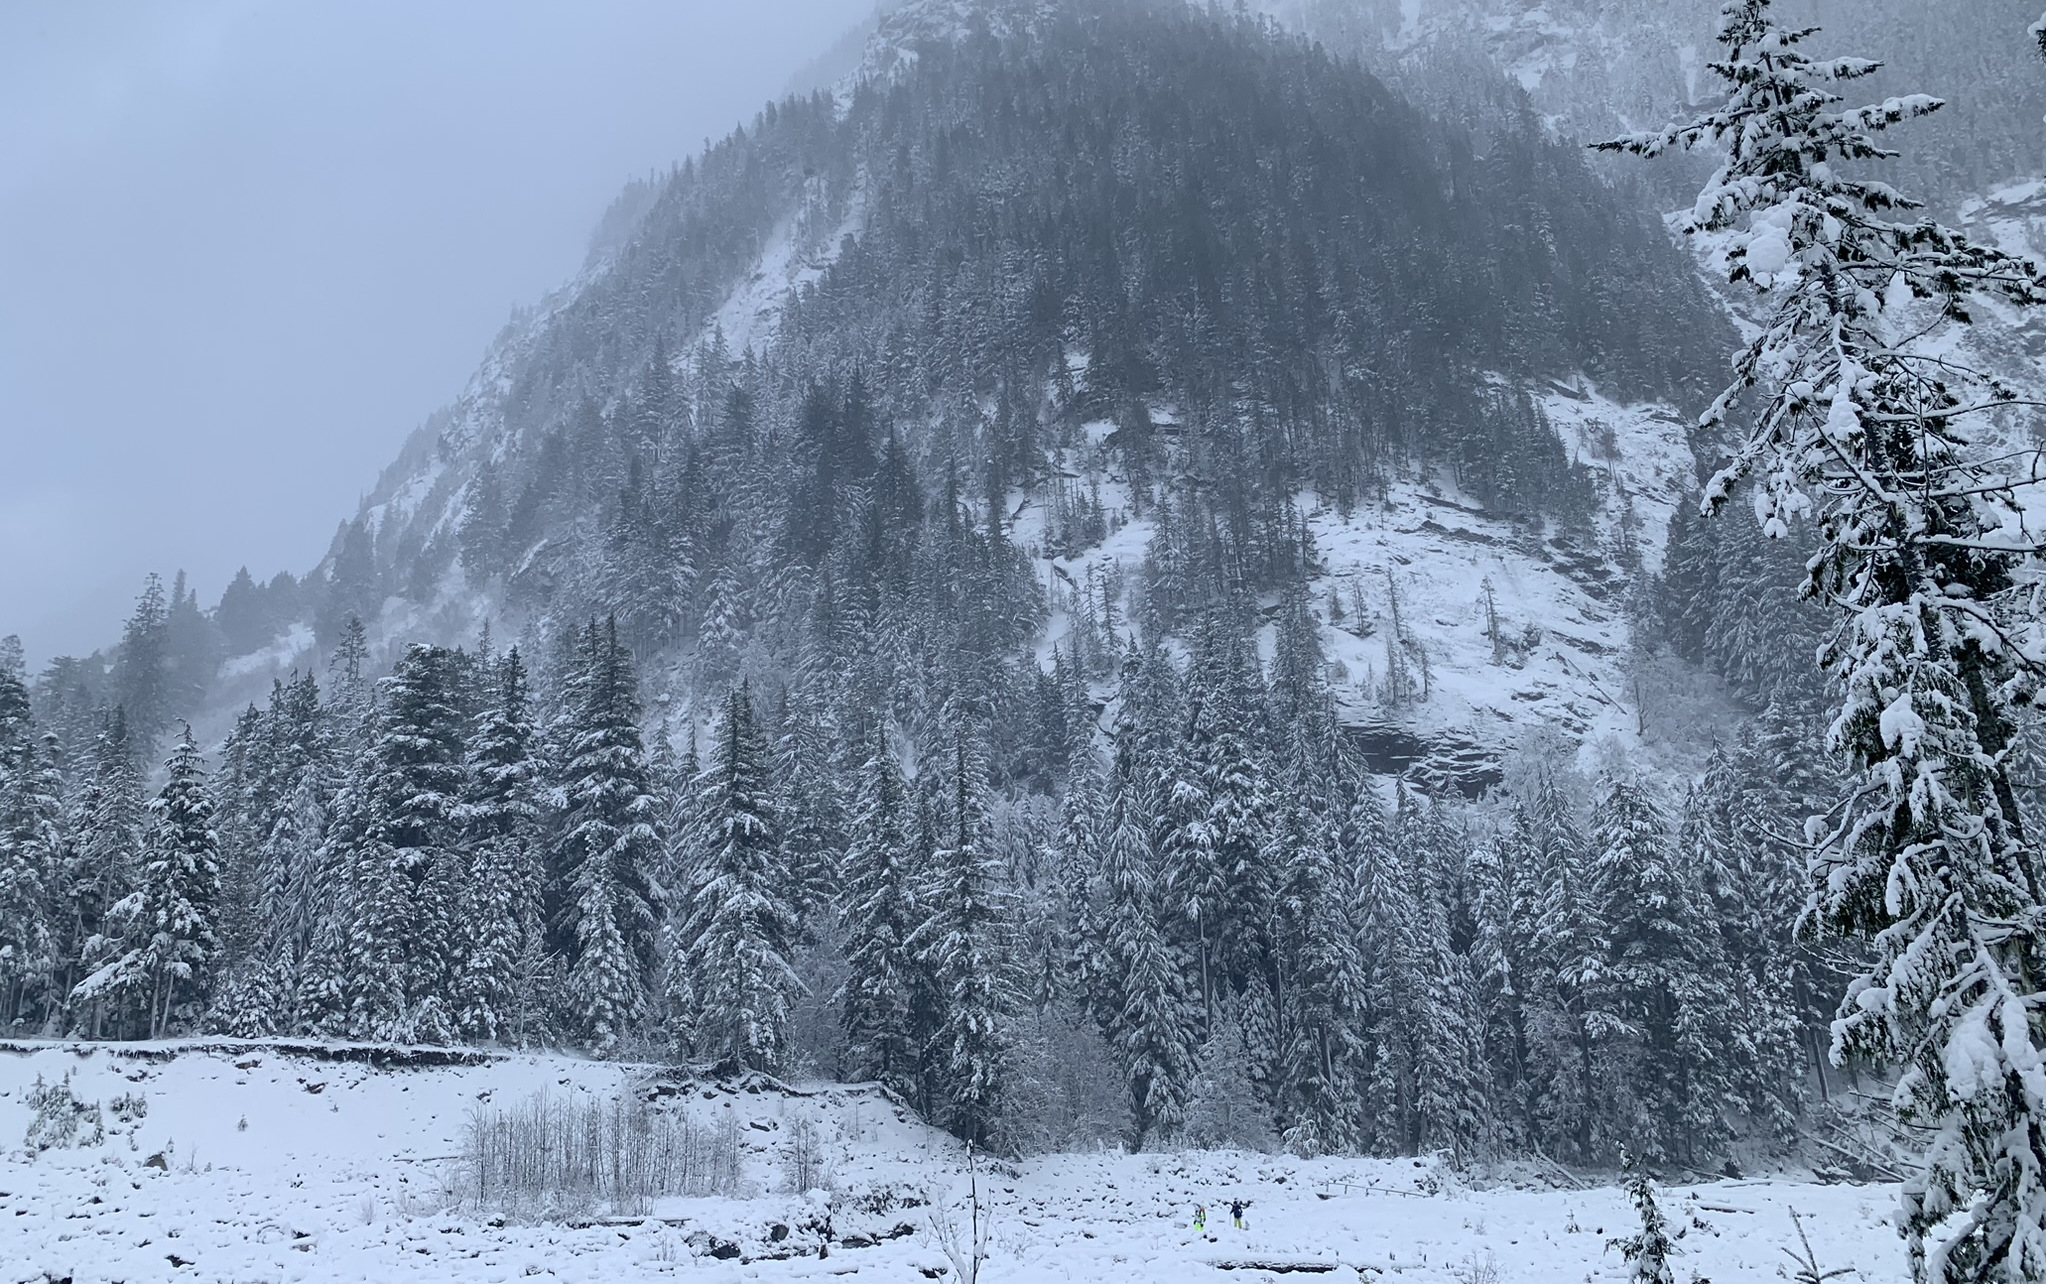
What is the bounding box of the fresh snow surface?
[3,1041,1907,1283]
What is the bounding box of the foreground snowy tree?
[1601,3,2046,1275]
[1610,1150,1678,1284]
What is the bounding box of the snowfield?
[2,1041,1907,1283]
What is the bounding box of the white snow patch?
[217,623,316,683]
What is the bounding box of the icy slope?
[2,1040,1910,1283]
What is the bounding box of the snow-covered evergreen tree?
[1469,820,1538,1150]
[58,710,143,1035]
[345,643,469,1042]
[838,721,919,1095]
[695,557,750,693]
[1522,773,1615,1163]
[1184,611,1274,1007]
[1087,702,1200,1150]
[453,646,546,1044]
[681,680,799,1070]
[1591,774,1727,1162]
[243,672,336,1035]
[771,681,844,928]
[914,731,1018,1147]
[0,731,60,1029]
[113,574,172,757]
[76,727,219,1039]
[555,620,664,1056]
[1609,1151,1678,1284]
[1267,746,1367,1157]
[1687,754,1804,1138]
[1603,3,2046,1270]
[1403,792,1492,1163]
[325,615,373,722]
[596,462,695,656]
[1345,775,1415,1154]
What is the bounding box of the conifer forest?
[8,1,2046,1279]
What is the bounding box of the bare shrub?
[783,1113,829,1195]
[927,1141,992,1284]
[459,1092,742,1220]
[1454,1250,1503,1284]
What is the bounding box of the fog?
[0,0,873,663]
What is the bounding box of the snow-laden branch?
[1599,2,2046,1278]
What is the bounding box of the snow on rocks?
[2,1041,1910,1283]
[1028,382,1692,789]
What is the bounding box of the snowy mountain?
[173,1,2036,783]
[17,0,2045,1204]
[151,0,1735,791]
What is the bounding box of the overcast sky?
[0,0,873,664]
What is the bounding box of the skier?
[1193,1203,1206,1232]
[1230,1198,1248,1230]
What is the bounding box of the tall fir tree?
[555,620,665,1056]
[453,647,546,1044]
[77,728,219,1039]
[914,731,1018,1147]
[837,721,920,1094]
[1602,3,2046,1269]
[681,680,799,1069]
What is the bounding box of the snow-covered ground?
[3,1041,1908,1282]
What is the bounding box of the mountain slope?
[193,0,1734,785]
